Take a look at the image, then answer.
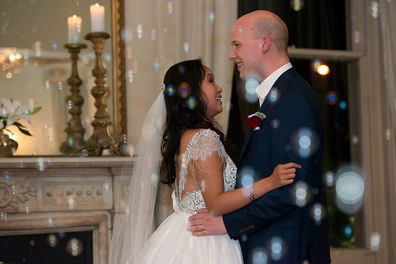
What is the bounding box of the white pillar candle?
[67,15,82,43]
[90,3,105,32]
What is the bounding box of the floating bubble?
[153,59,160,71]
[183,42,190,53]
[370,232,380,251]
[291,181,310,207]
[353,31,361,44]
[241,234,248,242]
[271,119,280,129]
[245,78,259,95]
[326,91,339,105]
[167,1,174,14]
[240,167,255,187]
[29,240,36,247]
[351,135,359,145]
[177,65,185,74]
[244,93,258,103]
[127,70,133,83]
[208,11,215,24]
[292,128,318,158]
[48,217,54,227]
[136,24,144,39]
[165,84,176,96]
[121,29,132,42]
[290,0,304,11]
[200,179,206,192]
[1,171,12,181]
[343,224,353,239]
[187,96,197,110]
[80,149,88,157]
[385,129,391,141]
[178,82,190,98]
[150,29,157,41]
[370,1,379,18]
[251,247,268,264]
[268,88,279,103]
[58,232,66,239]
[244,78,259,103]
[47,234,58,247]
[66,238,84,257]
[150,173,159,183]
[324,171,335,187]
[339,100,347,110]
[68,197,75,209]
[269,237,284,261]
[310,203,325,224]
[335,165,364,214]
[0,212,7,221]
[37,157,45,171]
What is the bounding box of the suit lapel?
[237,68,296,166]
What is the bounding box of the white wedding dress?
[135,129,243,264]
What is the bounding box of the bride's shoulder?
[180,129,218,147]
[182,128,217,141]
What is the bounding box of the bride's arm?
[196,154,300,217]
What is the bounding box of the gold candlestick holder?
[60,43,88,155]
[85,32,115,156]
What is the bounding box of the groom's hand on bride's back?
[188,209,227,236]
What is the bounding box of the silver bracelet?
[243,185,258,202]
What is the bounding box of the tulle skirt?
[136,211,243,264]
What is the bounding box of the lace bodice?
[173,129,237,214]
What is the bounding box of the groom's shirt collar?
[256,62,292,106]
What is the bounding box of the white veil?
[109,92,166,264]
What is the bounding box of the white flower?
[0,97,41,136]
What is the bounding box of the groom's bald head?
[235,10,289,53]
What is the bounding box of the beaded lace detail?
[174,129,237,214]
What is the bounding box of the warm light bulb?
[9,54,16,62]
[317,64,330,75]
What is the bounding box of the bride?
[108,59,300,264]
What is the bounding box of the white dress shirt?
[256,62,293,107]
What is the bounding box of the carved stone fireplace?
[0,157,133,264]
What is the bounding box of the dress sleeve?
[188,129,225,162]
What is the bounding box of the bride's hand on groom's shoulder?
[270,162,301,189]
[188,209,227,236]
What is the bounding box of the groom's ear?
[260,36,272,53]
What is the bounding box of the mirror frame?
[111,0,126,135]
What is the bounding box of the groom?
[189,10,331,264]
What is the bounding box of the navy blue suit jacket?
[223,68,331,264]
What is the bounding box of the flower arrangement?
[245,111,266,130]
[0,98,41,136]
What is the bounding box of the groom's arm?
[223,91,317,239]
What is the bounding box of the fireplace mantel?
[0,157,133,264]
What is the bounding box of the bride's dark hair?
[160,59,224,185]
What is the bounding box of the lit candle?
[90,3,105,32]
[67,15,82,43]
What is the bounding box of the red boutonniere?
[244,112,266,130]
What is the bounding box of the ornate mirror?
[0,0,125,156]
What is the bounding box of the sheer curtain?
[122,0,237,226]
[379,0,396,131]
[379,0,396,260]
[124,0,236,146]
